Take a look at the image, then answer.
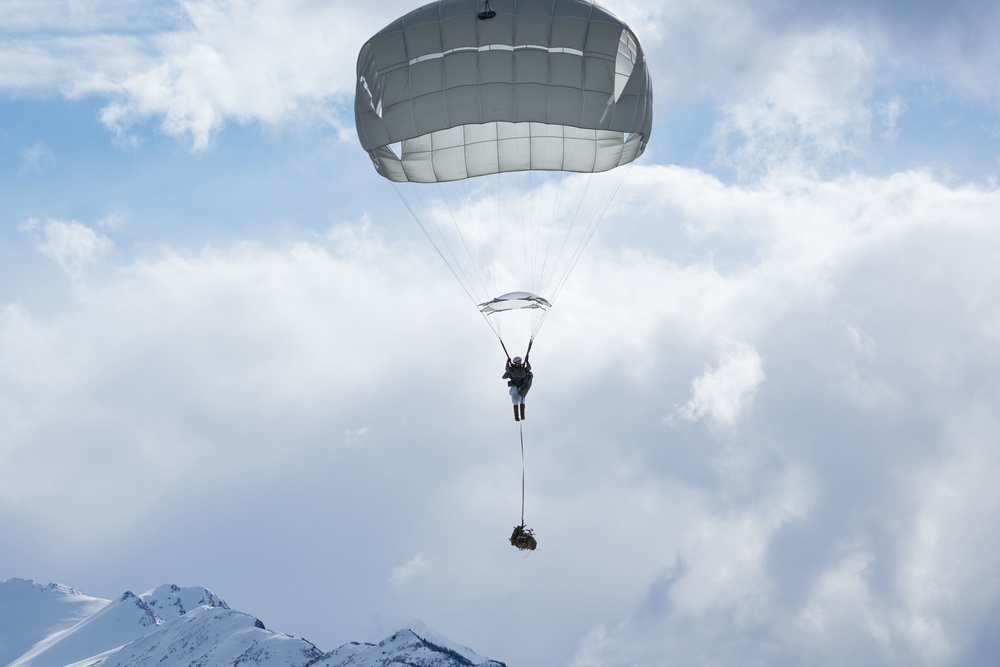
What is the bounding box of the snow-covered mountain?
[0,580,108,667]
[0,579,505,667]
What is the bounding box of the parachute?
[355,0,652,552]
[355,0,653,350]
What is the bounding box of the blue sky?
[3,1,1000,666]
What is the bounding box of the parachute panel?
[386,122,637,183]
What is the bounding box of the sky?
[2,1,1000,666]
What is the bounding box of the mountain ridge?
[1,578,506,667]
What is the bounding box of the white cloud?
[0,0,397,147]
[892,406,1000,665]
[3,162,1000,666]
[712,28,876,172]
[0,220,488,534]
[1,0,996,174]
[94,0,384,149]
[3,2,1000,664]
[568,462,814,667]
[343,426,370,448]
[669,339,765,432]
[389,554,429,589]
[558,165,1000,666]
[19,217,114,278]
[97,210,128,230]
[18,141,57,174]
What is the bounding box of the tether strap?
[519,422,525,525]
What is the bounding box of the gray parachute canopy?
[355,0,653,183]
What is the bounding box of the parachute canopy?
[355,0,653,184]
[355,0,652,347]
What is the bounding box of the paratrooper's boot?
[514,405,521,422]
[520,403,526,421]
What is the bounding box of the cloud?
[94,0,385,149]
[556,164,1000,666]
[18,141,58,174]
[97,210,129,230]
[0,220,485,533]
[3,161,1000,666]
[669,339,765,432]
[3,3,1000,664]
[343,426,371,448]
[19,217,114,278]
[389,554,429,589]
[0,0,394,148]
[636,0,1000,176]
[4,0,998,164]
[711,27,877,173]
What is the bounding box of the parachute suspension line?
[522,138,589,340]
[546,143,595,298]
[473,132,505,302]
[390,181,503,340]
[458,176,498,301]
[489,172,506,339]
[527,169,548,335]
[390,181,480,306]
[524,169,533,292]
[520,156,536,299]
[529,161,634,338]
[539,169,571,290]
[535,140,585,337]
[549,161,633,307]
[521,135,562,338]
[535,136,580,298]
[435,180,496,302]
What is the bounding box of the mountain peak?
[316,625,506,667]
[139,583,228,620]
[0,578,109,667]
[1,579,506,667]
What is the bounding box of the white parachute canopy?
[355,0,653,348]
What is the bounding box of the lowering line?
[508,419,537,551]
[519,421,525,526]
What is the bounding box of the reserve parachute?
[355,0,652,350]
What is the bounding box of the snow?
[96,606,323,667]
[138,584,228,620]
[0,578,507,667]
[406,620,499,666]
[0,579,108,667]
[317,628,505,667]
[8,591,162,667]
